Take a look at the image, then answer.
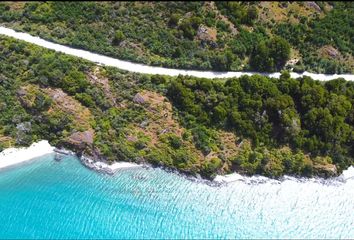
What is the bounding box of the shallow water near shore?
[0,154,353,239]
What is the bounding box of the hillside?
[0,35,353,179]
[0,1,353,74]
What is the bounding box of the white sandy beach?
[0,26,353,81]
[0,140,55,170]
[0,140,140,172]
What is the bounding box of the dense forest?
[0,35,353,179]
[0,1,353,74]
[167,74,354,176]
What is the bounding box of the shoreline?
[0,140,55,170]
[0,26,353,81]
[1,140,353,185]
[0,141,141,173]
[80,155,141,175]
[213,166,354,185]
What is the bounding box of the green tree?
[168,13,180,26]
[210,51,234,71]
[268,36,291,70]
[243,6,258,25]
[113,30,125,45]
[250,40,273,72]
[250,37,290,72]
[33,92,52,112]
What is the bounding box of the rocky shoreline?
[1,141,352,187]
[79,155,140,175]
[54,147,354,187]
[52,145,222,186]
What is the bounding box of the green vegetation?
[250,36,290,72]
[167,73,354,176]
[274,2,354,74]
[215,2,259,26]
[113,30,125,45]
[0,1,353,73]
[0,34,353,178]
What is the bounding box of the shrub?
[113,30,125,45]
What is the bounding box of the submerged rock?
[54,153,63,162]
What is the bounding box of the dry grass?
[204,1,238,35]
[317,45,354,72]
[135,90,184,146]
[87,67,118,106]
[258,2,326,24]
[5,2,25,11]
[44,87,94,130]
[0,135,15,148]
[132,90,245,173]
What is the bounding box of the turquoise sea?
[0,154,353,239]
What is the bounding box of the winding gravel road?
[0,26,353,81]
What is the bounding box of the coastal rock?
[139,120,149,128]
[68,130,94,149]
[16,122,32,132]
[324,46,340,59]
[306,2,322,12]
[44,87,94,131]
[133,93,145,104]
[197,25,217,48]
[286,58,300,66]
[160,128,169,134]
[87,67,117,106]
[54,153,63,161]
[80,155,140,175]
[15,122,32,145]
[126,135,138,142]
[16,88,27,97]
[314,163,338,177]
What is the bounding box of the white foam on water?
[0,137,352,186]
[214,166,354,185]
[0,26,353,81]
[108,161,141,171]
[341,166,354,180]
[80,155,141,175]
[92,160,140,172]
[214,172,244,183]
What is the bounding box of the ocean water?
[0,154,353,239]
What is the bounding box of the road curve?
[0,26,353,81]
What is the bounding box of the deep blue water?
[0,154,353,239]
